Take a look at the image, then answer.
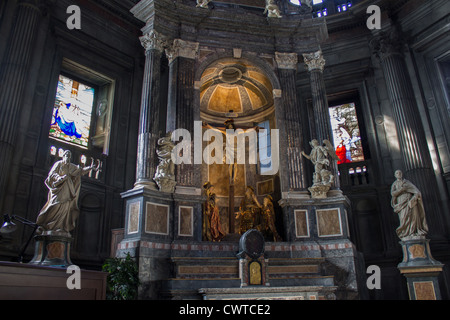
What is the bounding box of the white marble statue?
[301,139,339,198]
[36,150,99,235]
[391,170,429,240]
[154,132,177,193]
[264,0,282,18]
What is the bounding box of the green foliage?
[102,253,140,300]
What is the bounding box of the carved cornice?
[303,50,325,72]
[165,39,200,63]
[275,52,298,70]
[139,30,168,52]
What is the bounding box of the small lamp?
[0,214,17,233]
[0,214,39,263]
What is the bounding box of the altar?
[115,0,365,300]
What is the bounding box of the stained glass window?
[328,102,364,164]
[49,74,95,148]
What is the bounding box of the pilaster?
[370,27,446,240]
[165,39,200,189]
[275,52,307,192]
[0,0,44,210]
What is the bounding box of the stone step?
[162,276,336,300]
[171,257,326,279]
[171,257,239,279]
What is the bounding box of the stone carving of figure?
[236,186,262,234]
[264,0,282,18]
[154,132,176,193]
[203,182,225,242]
[196,0,212,8]
[301,139,339,198]
[36,150,99,235]
[261,195,282,242]
[391,170,429,240]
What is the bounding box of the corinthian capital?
[370,27,405,61]
[303,50,325,72]
[165,39,199,63]
[275,52,298,70]
[139,30,167,52]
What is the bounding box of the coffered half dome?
[199,59,274,119]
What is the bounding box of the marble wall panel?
[316,208,342,237]
[145,202,169,235]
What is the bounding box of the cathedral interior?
[0,0,449,300]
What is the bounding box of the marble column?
[303,50,340,190]
[0,0,44,210]
[134,30,167,189]
[275,52,307,192]
[165,39,200,190]
[370,28,446,239]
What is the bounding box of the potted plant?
[102,252,140,300]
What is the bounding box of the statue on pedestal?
[36,150,99,235]
[236,186,262,235]
[390,170,428,240]
[202,182,225,242]
[391,170,443,300]
[31,150,99,267]
[261,195,282,242]
[154,132,176,193]
[301,139,339,199]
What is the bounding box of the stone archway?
[198,57,279,237]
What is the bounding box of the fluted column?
[371,28,446,239]
[0,0,43,210]
[275,52,307,191]
[165,39,199,188]
[135,30,167,188]
[303,50,340,189]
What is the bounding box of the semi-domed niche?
[200,59,274,120]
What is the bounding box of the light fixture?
[1,214,39,263]
[0,214,17,233]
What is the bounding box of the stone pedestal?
[279,191,352,242]
[28,231,73,267]
[397,237,444,300]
